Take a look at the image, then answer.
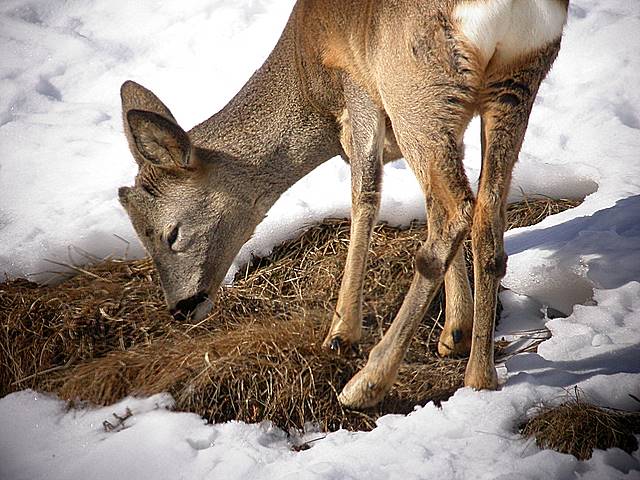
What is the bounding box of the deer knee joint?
[416,246,446,280]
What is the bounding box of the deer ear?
[126,109,192,169]
[121,81,183,167]
[120,81,177,122]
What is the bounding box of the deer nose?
[171,292,208,320]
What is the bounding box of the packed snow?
[1,0,640,479]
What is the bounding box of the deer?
[118,0,568,409]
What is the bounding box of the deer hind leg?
[323,75,385,354]
[465,42,561,389]
[438,247,474,357]
[339,68,477,408]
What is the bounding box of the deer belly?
[453,0,567,66]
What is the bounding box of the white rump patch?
[454,0,567,65]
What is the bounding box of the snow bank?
[0,0,294,281]
[1,0,640,478]
[2,353,639,480]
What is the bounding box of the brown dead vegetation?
[521,391,640,460]
[1,198,579,432]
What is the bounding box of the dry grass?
[521,391,640,460]
[1,198,579,432]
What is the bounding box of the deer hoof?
[464,363,499,390]
[437,328,471,357]
[338,366,393,409]
[322,336,360,357]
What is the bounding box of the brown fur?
[119,0,567,409]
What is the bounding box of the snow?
[1,0,640,479]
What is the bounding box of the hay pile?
[1,198,578,432]
[521,393,640,460]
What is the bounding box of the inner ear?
[126,110,192,169]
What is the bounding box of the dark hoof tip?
[330,337,342,351]
[452,329,463,344]
[328,337,360,357]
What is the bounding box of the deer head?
[118,81,262,320]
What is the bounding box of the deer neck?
[188,23,342,212]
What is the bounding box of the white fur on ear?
[126,109,191,169]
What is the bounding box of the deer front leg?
[323,77,385,353]
[340,189,474,408]
[339,110,475,407]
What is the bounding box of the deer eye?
[167,225,179,249]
